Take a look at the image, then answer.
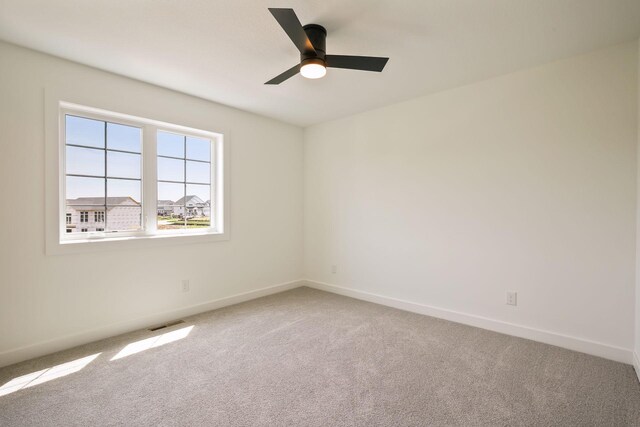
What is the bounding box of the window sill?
[48,230,229,255]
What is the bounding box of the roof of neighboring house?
[157,200,175,207]
[67,197,140,209]
[174,195,204,206]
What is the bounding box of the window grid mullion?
[158,154,210,164]
[103,122,108,231]
[184,136,187,228]
[67,143,141,156]
[158,179,210,186]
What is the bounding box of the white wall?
[0,41,304,366]
[304,42,638,362]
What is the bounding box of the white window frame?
[50,101,228,253]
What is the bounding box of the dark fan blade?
[268,8,316,55]
[265,64,301,85]
[325,55,389,72]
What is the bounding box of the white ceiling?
[1,1,640,126]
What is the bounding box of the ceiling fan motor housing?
[302,24,327,63]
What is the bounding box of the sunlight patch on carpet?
[111,325,194,361]
[0,353,101,397]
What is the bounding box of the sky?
[65,115,211,205]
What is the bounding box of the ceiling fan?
[265,8,389,85]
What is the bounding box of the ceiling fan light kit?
[265,8,389,85]
[300,58,327,79]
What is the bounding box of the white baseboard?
[0,279,303,368]
[304,280,633,365]
[634,352,640,383]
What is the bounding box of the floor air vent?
[148,319,185,332]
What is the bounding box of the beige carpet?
[0,287,639,426]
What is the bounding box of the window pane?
[107,123,141,153]
[183,184,211,228]
[186,184,210,204]
[64,207,106,233]
[66,115,104,148]
[186,136,210,161]
[66,146,104,177]
[157,216,185,230]
[157,212,185,230]
[158,182,184,204]
[107,179,141,204]
[107,152,141,179]
[183,183,210,228]
[157,182,185,230]
[66,176,105,203]
[187,216,210,229]
[94,211,105,223]
[158,157,184,182]
[106,206,142,232]
[157,131,184,158]
[186,161,210,184]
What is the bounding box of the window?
[157,131,212,230]
[58,102,225,246]
[65,115,142,234]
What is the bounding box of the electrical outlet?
[506,291,517,306]
[182,279,190,293]
[331,265,337,274]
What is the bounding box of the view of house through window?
[65,115,142,234]
[157,131,212,230]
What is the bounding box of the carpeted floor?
[0,287,639,426]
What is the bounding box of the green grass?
[159,217,211,228]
